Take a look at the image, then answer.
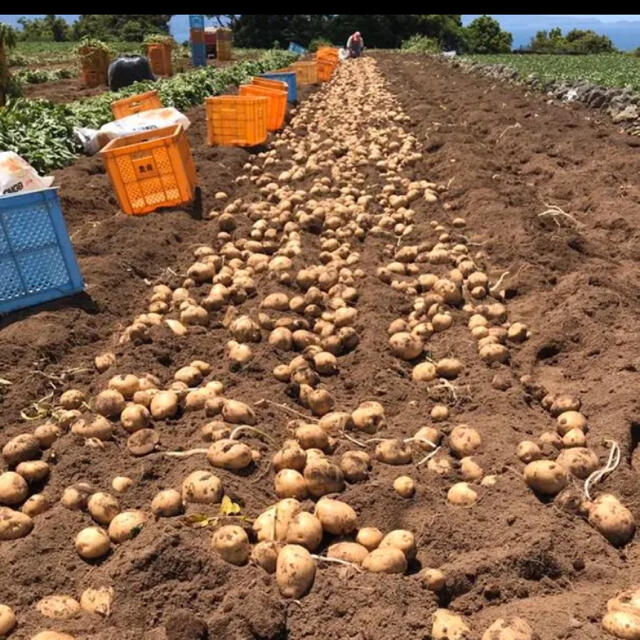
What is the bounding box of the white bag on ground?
[74,107,191,155]
[0,152,55,197]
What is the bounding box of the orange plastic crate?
[100,124,197,216]
[205,96,268,147]
[291,61,318,85]
[110,90,163,120]
[316,58,335,82]
[81,67,106,88]
[239,84,286,131]
[146,43,173,76]
[317,47,339,62]
[252,77,288,93]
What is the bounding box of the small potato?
[523,460,568,495]
[2,433,41,466]
[34,423,61,449]
[389,332,423,360]
[516,441,542,463]
[314,351,338,375]
[286,512,323,551]
[481,617,536,640]
[222,399,256,425]
[212,525,250,565]
[253,499,301,542]
[432,608,470,640]
[60,389,86,410]
[273,440,307,472]
[276,544,316,598]
[182,470,222,504]
[94,389,126,418]
[556,447,599,479]
[394,475,415,498]
[315,497,357,535]
[436,358,463,379]
[447,482,478,506]
[37,595,81,620]
[362,547,407,574]
[251,541,280,573]
[120,405,151,433]
[431,404,449,422]
[318,411,353,435]
[556,411,587,435]
[304,458,344,497]
[22,494,49,517]
[356,527,384,551]
[449,425,481,458]
[150,391,179,419]
[375,439,412,465]
[80,586,114,617]
[351,401,386,434]
[412,361,437,382]
[75,526,111,559]
[538,431,563,449]
[413,426,441,450]
[87,492,120,525]
[95,352,116,372]
[16,460,50,484]
[421,568,446,592]
[61,483,93,510]
[562,428,586,448]
[460,457,483,482]
[108,510,147,543]
[0,506,33,540]
[207,439,253,470]
[586,493,636,547]
[340,451,371,482]
[275,469,308,500]
[379,529,416,561]
[0,471,29,505]
[602,611,640,640]
[0,604,16,636]
[151,489,184,517]
[327,542,369,565]
[112,476,133,493]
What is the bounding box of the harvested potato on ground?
[253,499,301,542]
[449,425,482,458]
[362,548,407,574]
[108,510,147,543]
[431,405,449,421]
[61,483,93,510]
[286,512,323,551]
[212,525,250,565]
[251,541,280,573]
[22,494,49,517]
[379,529,416,561]
[275,469,308,500]
[273,440,307,472]
[586,494,636,547]
[421,568,446,592]
[315,497,357,535]
[432,609,470,640]
[479,343,509,364]
[549,394,581,417]
[222,399,256,425]
[436,358,463,379]
[304,458,345,497]
[16,460,49,484]
[2,433,41,466]
[481,617,536,640]
[328,542,369,565]
[0,471,29,505]
[460,457,483,482]
[182,471,222,504]
[207,440,253,470]
[34,423,61,449]
[127,429,159,456]
[149,391,179,420]
[31,632,76,640]
[37,595,80,620]
[87,492,120,525]
[295,423,330,451]
[340,451,371,482]
[602,611,640,640]
[276,544,316,598]
[412,361,438,382]
[375,439,412,465]
[0,506,33,540]
[75,526,111,559]
[71,416,113,441]
[0,604,16,636]
[448,482,478,506]
[524,460,568,495]
[80,586,114,617]
[556,411,587,435]
[112,477,133,494]
[394,475,415,497]
[356,527,384,551]
[60,389,85,410]
[94,390,126,418]
[351,401,386,434]
[108,375,139,399]
[151,489,184,517]
[517,441,542,463]
[120,405,151,433]
[389,332,423,360]
[556,447,599,479]
[95,352,116,372]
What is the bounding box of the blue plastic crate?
[260,71,297,103]
[0,188,84,314]
[288,42,306,55]
[190,42,207,67]
[189,14,205,29]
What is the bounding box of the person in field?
[346,31,364,58]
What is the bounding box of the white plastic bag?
[74,107,191,156]
[0,152,54,197]
[339,48,350,61]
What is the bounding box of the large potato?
[151,489,184,517]
[327,542,369,565]
[556,410,587,435]
[340,451,371,482]
[432,608,470,640]
[315,497,357,535]
[253,499,301,542]
[362,548,407,574]
[304,458,344,497]
[75,526,111,559]
[108,510,147,543]
[0,506,33,540]
[375,439,412,465]
[211,525,250,565]
[182,470,223,504]
[379,529,417,561]
[586,494,636,547]
[286,511,323,551]
[2,433,41,466]
[275,469,308,500]
[71,416,113,441]
[602,611,640,639]
[449,425,481,458]
[295,423,330,451]
[149,391,179,419]
[94,389,126,418]
[207,439,253,470]
[16,460,50,484]
[34,423,61,449]
[108,375,139,399]
[222,399,256,425]
[276,544,316,598]
[0,471,29,505]
[523,460,568,495]
[555,448,599,479]
[389,332,423,360]
[481,617,536,640]
[87,492,120,525]
[351,401,385,434]
[37,595,81,620]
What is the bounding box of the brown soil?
[2,53,640,639]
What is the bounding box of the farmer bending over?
[346,31,364,58]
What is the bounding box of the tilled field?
[2,53,640,640]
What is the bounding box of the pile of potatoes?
[602,586,640,639]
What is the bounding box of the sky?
[1,15,640,50]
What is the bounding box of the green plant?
[308,38,334,53]
[74,37,112,61]
[401,34,440,53]
[0,23,19,106]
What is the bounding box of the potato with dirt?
[315,497,357,535]
[276,544,316,598]
[207,439,253,470]
[286,512,323,551]
[482,617,537,640]
[211,525,250,565]
[362,547,407,574]
[586,494,636,547]
[304,457,345,497]
[0,507,33,540]
[432,609,471,639]
[181,470,222,504]
[253,499,301,542]
[0,471,29,505]
[75,526,111,559]
[340,451,371,482]
[524,460,568,495]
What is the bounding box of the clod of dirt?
[165,610,208,640]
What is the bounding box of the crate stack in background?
[189,15,207,68]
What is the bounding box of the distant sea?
[508,25,640,50]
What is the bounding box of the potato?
[253,499,301,542]
[16,460,50,485]
[108,375,139,399]
[34,423,61,449]
[351,401,385,434]
[433,279,462,305]
[586,494,636,547]
[207,439,253,470]
[80,586,114,617]
[212,525,250,565]
[421,568,446,592]
[556,447,599,479]
[2,433,41,466]
[481,617,536,640]
[304,458,345,497]
[61,483,93,510]
[394,475,415,497]
[315,497,357,535]
[251,541,280,573]
[75,526,111,559]
[389,332,423,360]
[479,343,509,364]
[31,632,76,640]
[516,441,542,463]
[431,404,449,421]
[60,389,86,410]
[275,469,308,500]
[276,544,316,598]
[222,399,256,425]
[362,548,407,574]
[356,527,383,551]
[327,542,369,565]
[120,404,151,433]
[151,489,183,517]
[379,529,416,561]
[286,512,323,551]
[436,358,463,379]
[375,439,412,465]
[538,431,562,449]
[95,352,116,372]
[412,361,437,382]
[447,482,478,506]
[318,411,353,435]
[94,389,126,418]
[607,587,640,616]
[71,415,113,441]
[549,394,581,417]
[314,351,338,375]
[37,595,81,620]
[561,428,586,448]
[295,424,330,451]
[108,510,147,543]
[87,492,120,525]
[273,440,307,472]
[174,365,203,387]
[306,388,335,417]
[340,451,371,482]
[460,457,483,482]
[602,611,640,640]
[149,391,179,419]
[0,471,29,505]
[22,494,49,517]
[523,460,568,495]
[432,609,470,640]
[182,470,222,504]
[449,425,481,458]
[0,604,16,636]
[556,411,587,435]
[413,426,441,450]
[0,506,33,540]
